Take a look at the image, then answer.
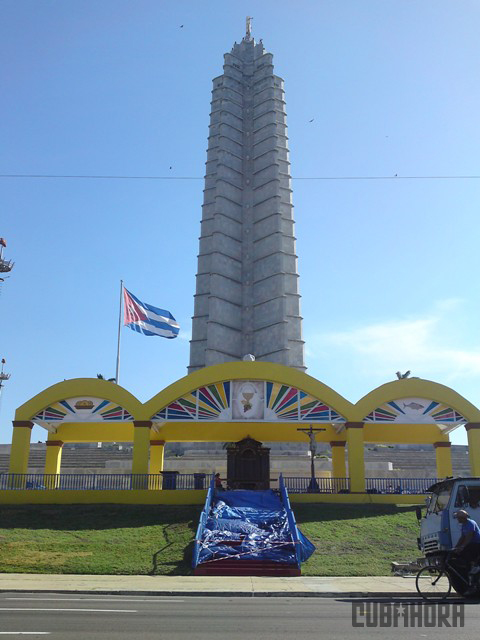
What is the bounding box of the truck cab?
[419,477,480,558]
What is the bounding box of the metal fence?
[284,476,437,494]
[365,477,438,495]
[283,477,350,494]
[0,472,210,491]
[0,474,438,494]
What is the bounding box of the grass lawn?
[0,504,202,575]
[0,503,420,576]
[294,503,420,576]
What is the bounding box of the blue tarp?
[197,489,315,566]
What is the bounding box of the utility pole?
[297,425,326,493]
[0,358,11,416]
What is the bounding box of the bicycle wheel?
[416,566,452,600]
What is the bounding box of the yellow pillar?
[330,440,347,493]
[8,421,33,482]
[149,440,165,490]
[433,441,453,478]
[466,423,480,476]
[44,440,64,489]
[150,440,165,473]
[132,421,151,488]
[330,440,347,475]
[346,422,365,493]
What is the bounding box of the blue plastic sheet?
[197,489,315,566]
[298,529,316,562]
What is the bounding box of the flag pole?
[115,279,123,384]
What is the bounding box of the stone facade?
[189,32,305,372]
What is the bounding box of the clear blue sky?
[1,1,480,446]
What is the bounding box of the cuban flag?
[123,288,179,339]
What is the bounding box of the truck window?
[468,488,480,508]
[427,487,452,514]
[455,485,469,507]
[454,485,480,508]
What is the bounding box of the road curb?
[0,588,426,598]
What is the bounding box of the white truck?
[417,477,480,594]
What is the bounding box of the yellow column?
[466,423,480,476]
[8,421,33,484]
[433,441,453,478]
[44,440,64,489]
[132,421,152,488]
[149,440,165,490]
[330,440,347,493]
[346,422,365,493]
[330,441,347,475]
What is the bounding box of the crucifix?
[297,425,326,492]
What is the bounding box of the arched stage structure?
[2,362,480,505]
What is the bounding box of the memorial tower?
[189,20,305,372]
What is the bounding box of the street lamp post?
[0,237,14,280]
[297,425,326,493]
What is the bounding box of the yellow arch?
[15,378,143,423]
[141,361,354,421]
[352,377,480,423]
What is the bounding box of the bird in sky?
[180,25,184,28]
[309,118,314,123]
[169,166,172,170]
[396,370,411,379]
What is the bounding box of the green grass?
[0,503,420,576]
[0,505,201,575]
[294,504,420,576]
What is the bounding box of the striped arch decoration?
[33,397,133,427]
[197,383,231,419]
[154,391,197,421]
[364,397,467,425]
[265,382,299,419]
[264,382,345,422]
[153,382,231,421]
[153,381,344,423]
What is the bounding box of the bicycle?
[415,552,479,600]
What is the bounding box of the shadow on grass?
[149,520,197,576]
[0,504,202,531]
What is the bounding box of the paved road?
[0,593,478,639]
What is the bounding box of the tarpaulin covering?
[197,489,315,566]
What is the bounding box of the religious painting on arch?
[232,381,264,420]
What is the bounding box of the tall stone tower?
[189,22,305,373]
